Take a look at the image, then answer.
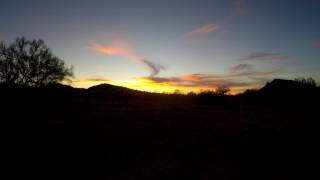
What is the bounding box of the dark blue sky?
[1,0,320,93]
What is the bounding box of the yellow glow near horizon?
[71,78,187,93]
[119,78,176,93]
[70,77,257,94]
[71,79,112,88]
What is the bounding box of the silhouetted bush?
[198,87,230,97]
[187,91,196,96]
[0,37,73,86]
[173,89,183,95]
[215,87,230,95]
[198,90,216,96]
[197,88,230,104]
[294,77,317,87]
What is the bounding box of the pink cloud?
[186,23,221,37]
[314,41,320,48]
[91,43,164,77]
[92,43,139,62]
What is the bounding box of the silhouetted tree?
[0,37,73,86]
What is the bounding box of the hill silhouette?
[2,79,319,179]
[88,83,136,94]
[259,79,318,95]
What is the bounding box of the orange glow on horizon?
[70,77,258,94]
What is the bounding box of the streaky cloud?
[136,76,249,89]
[240,52,289,61]
[186,23,221,37]
[228,64,253,74]
[72,77,111,83]
[314,40,320,48]
[91,43,164,77]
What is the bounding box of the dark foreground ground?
[1,79,319,179]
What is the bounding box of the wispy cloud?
[234,0,252,14]
[228,64,253,74]
[227,63,279,78]
[72,77,111,83]
[186,23,221,37]
[225,70,279,78]
[91,43,164,77]
[240,52,289,61]
[139,59,164,77]
[314,40,320,48]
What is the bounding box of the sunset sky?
[1,0,320,93]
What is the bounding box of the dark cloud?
[225,70,279,78]
[228,64,253,74]
[240,52,289,61]
[140,59,165,77]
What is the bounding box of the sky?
[1,0,320,93]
